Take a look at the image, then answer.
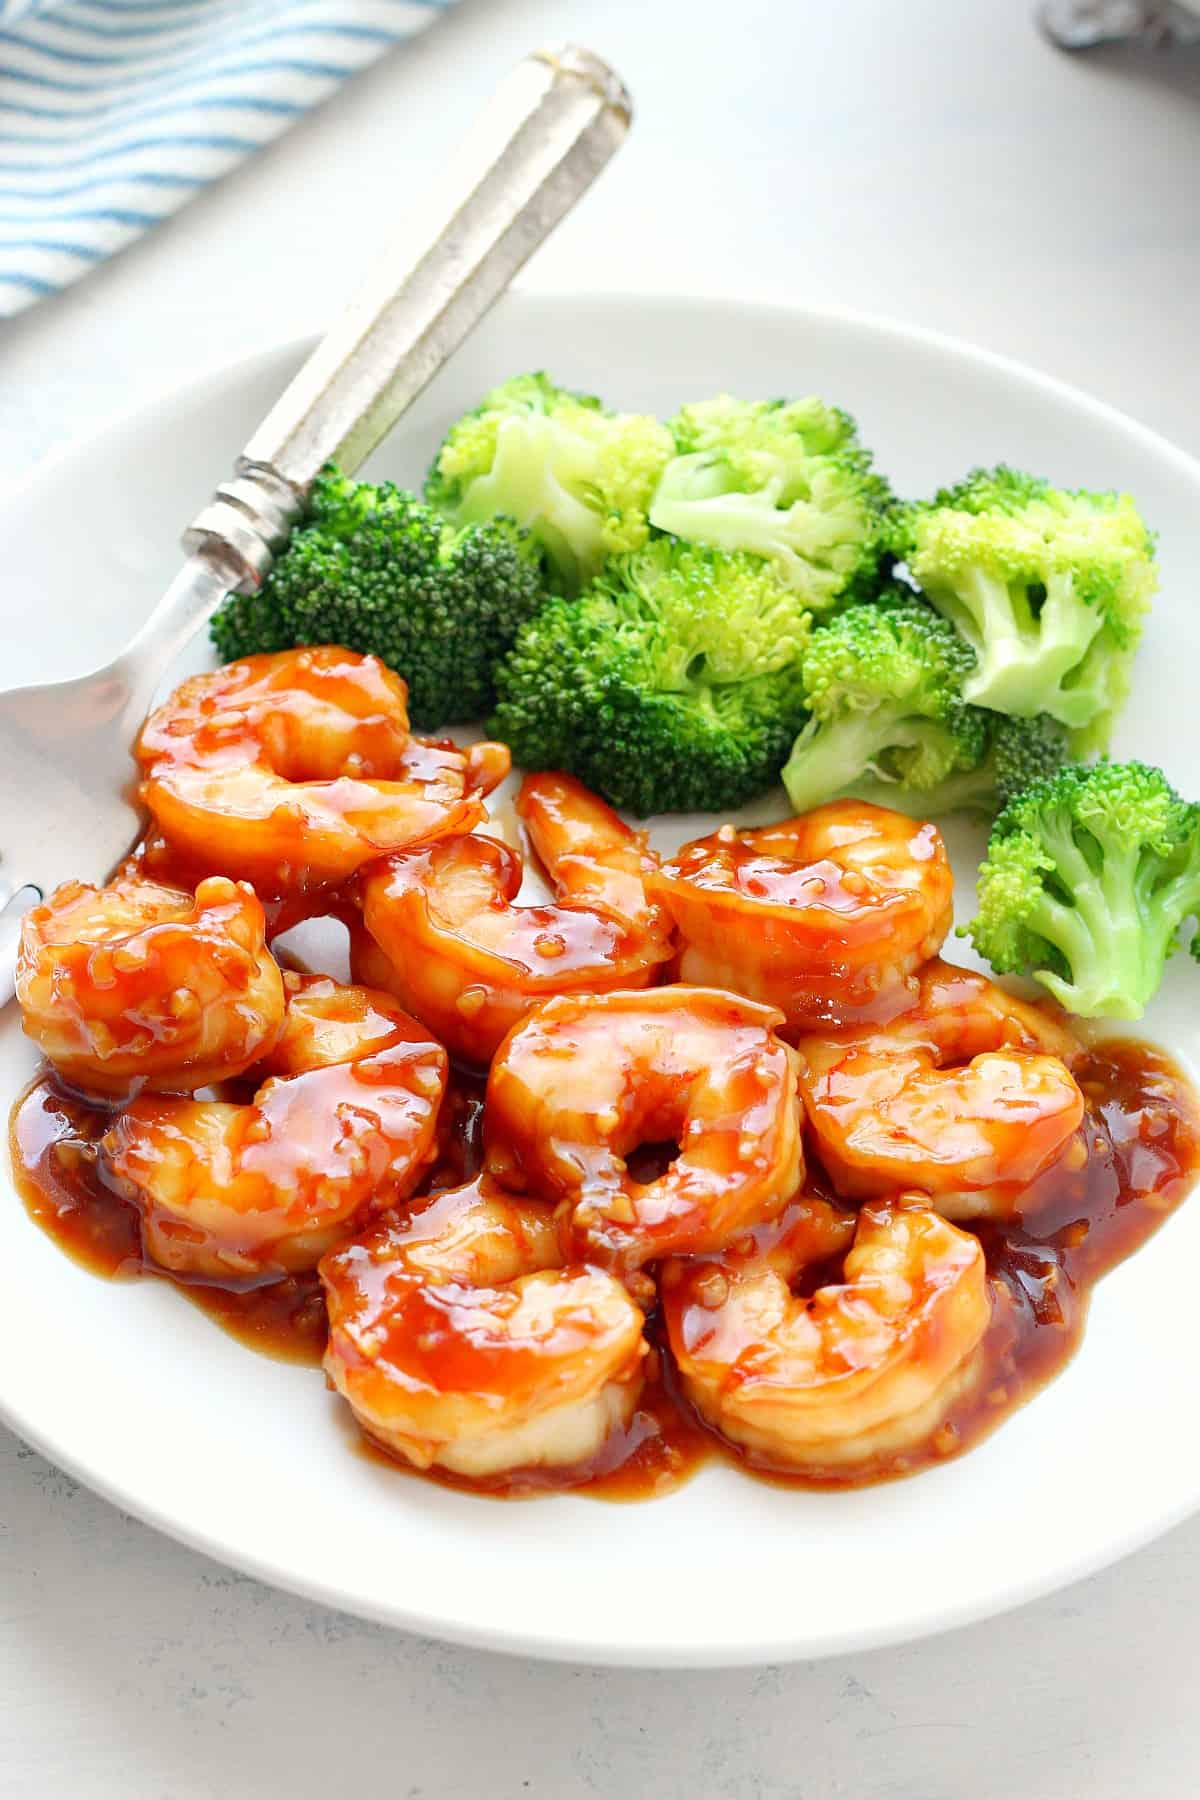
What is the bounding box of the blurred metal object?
[1039,1,1200,48]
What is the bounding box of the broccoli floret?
[648,394,892,608]
[209,468,545,729]
[425,372,673,593]
[780,588,988,815]
[489,537,812,815]
[966,760,1200,1019]
[987,712,1072,806]
[846,712,1070,819]
[895,465,1156,745]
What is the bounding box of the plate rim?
[4,286,1200,1667]
[8,284,1200,513]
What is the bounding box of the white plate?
[3,292,1200,1669]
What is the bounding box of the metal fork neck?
[182,463,303,593]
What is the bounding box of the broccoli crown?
[648,393,893,609]
[780,587,988,815]
[424,371,673,594]
[209,468,545,730]
[489,536,812,815]
[894,464,1156,743]
[967,759,1200,1019]
[989,712,1070,807]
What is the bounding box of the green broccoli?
[780,588,989,816]
[983,712,1072,806]
[894,466,1156,747]
[424,372,673,593]
[648,394,892,609]
[842,712,1070,819]
[209,467,545,729]
[489,536,812,815]
[966,760,1200,1019]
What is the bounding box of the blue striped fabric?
[0,0,453,317]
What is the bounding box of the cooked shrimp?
[137,647,506,891]
[795,960,1085,1218]
[485,986,804,1270]
[353,773,673,1064]
[516,771,669,939]
[649,801,954,1029]
[321,1175,647,1479]
[463,738,513,799]
[101,973,446,1279]
[662,1193,990,1475]
[16,875,284,1099]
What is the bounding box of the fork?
[0,44,631,1002]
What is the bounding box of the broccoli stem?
[782,710,892,815]
[1156,857,1200,950]
[781,704,943,815]
[955,567,1104,717]
[1028,823,1171,1017]
[846,764,997,818]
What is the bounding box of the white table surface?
[4,0,1200,1793]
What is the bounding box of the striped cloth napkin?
[0,0,451,319]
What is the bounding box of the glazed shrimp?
[136,647,508,891]
[485,986,804,1270]
[101,973,446,1279]
[321,1176,647,1479]
[649,801,954,1029]
[516,771,669,940]
[661,1193,990,1475]
[352,773,674,1064]
[795,960,1085,1218]
[16,875,284,1099]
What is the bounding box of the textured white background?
[4,1,1200,1794]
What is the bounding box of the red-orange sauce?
[119,830,358,942]
[650,806,952,1030]
[9,1076,329,1366]
[133,649,494,915]
[370,836,652,977]
[353,1333,714,1502]
[9,1038,1200,1500]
